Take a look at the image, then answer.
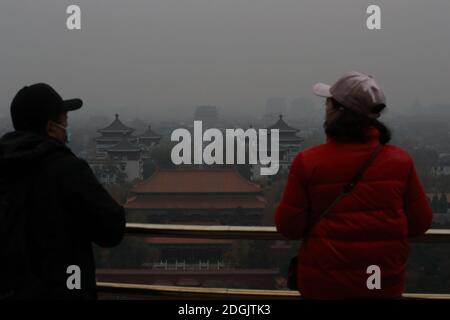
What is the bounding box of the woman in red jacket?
[275,71,433,299]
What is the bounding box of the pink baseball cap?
[313,71,386,119]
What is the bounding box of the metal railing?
[125,223,450,242]
[97,223,450,299]
[97,282,450,300]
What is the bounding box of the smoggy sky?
[0,0,449,120]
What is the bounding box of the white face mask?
[53,122,71,144]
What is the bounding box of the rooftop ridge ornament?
[98,113,135,133]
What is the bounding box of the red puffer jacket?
[275,127,433,299]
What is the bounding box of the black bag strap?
[303,143,384,240]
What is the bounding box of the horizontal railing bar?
[98,282,300,299]
[97,282,450,300]
[126,223,280,240]
[126,223,450,242]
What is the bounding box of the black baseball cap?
[10,83,83,133]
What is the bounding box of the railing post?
[175,260,186,271]
[199,260,209,270]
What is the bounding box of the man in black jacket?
[0,83,125,299]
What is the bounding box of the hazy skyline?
[1,0,450,121]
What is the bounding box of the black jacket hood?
[0,131,69,180]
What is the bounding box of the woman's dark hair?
[324,98,391,144]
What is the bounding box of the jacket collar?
[326,126,380,144]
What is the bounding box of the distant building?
[427,193,450,214]
[137,125,161,157]
[432,154,450,176]
[120,168,273,287]
[96,114,136,157]
[252,115,303,180]
[106,137,143,182]
[89,114,161,183]
[125,168,267,226]
[88,158,126,185]
[268,115,303,167]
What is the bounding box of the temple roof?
[107,137,141,152]
[267,115,299,132]
[278,136,303,143]
[130,168,262,194]
[98,114,135,134]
